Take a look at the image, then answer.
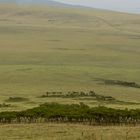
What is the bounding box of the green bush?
[0,102,140,125]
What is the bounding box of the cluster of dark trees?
[65,91,96,97]
[0,103,140,125]
[40,91,96,98]
[103,79,140,88]
[40,91,115,101]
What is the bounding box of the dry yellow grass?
[0,123,140,140]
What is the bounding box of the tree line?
[0,102,140,125]
[39,91,115,101]
[101,79,140,88]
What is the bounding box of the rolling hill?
[0,0,67,6]
[0,3,140,111]
[0,2,140,140]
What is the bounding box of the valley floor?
[0,123,140,140]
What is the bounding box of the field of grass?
[0,4,140,110]
[0,4,140,111]
[0,123,140,140]
[0,3,140,139]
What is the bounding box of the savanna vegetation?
[39,91,140,105]
[0,123,140,140]
[0,4,140,111]
[0,102,140,125]
[0,3,140,140]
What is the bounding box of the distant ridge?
[0,0,140,14]
[0,0,18,4]
[0,0,70,7]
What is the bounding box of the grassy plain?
[0,4,140,110]
[0,123,140,140]
[0,4,140,140]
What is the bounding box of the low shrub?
[5,97,29,102]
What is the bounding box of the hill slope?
[0,4,140,110]
[0,0,68,6]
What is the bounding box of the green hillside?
[0,4,140,111]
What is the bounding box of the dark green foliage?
[0,103,140,125]
[39,91,97,98]
[5,97,29,102]
[101,79,140,88]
